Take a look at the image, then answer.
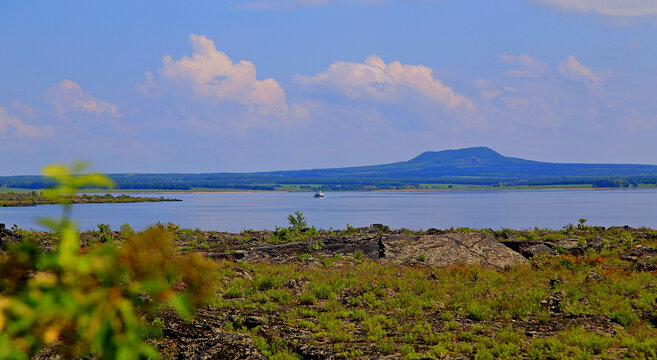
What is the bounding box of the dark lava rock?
[320,236,381,259]
[585,239,604,252]
[246,242,308,262]
[549,276,563,289]
[501,240,547,254]
[368,223,389,233]
[522,244,555,258]
[425,228,444,235]
[621,246,657,261]
[284,277,310,292]
[585,270,602,283]
[161,310,266,360]
[621,246,657,271]
[243,316,265,329]
[541,290,567,313]
[204,252,245,261]
[551,239,586,256]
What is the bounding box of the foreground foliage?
[0,162,216,359]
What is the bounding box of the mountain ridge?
[3,147,657,190]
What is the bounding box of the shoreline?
[2,185,652,195]
[78,186,646,194]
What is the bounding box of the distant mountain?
[3,147,657,190]
[263,146,657,180]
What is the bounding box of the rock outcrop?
[239,232,528,268]
[380,233,528,268]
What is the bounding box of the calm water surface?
[1,189,657,232]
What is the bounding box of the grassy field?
[5,221,656,359]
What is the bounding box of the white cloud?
[44,80,123,118]
[143,34,288,117]
[296,55,473,110]
[559,56,603,85]
[499,53,548,72]
[0,107,51,139]
[523,0,657,17]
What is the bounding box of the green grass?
[7,222,657,359]
[205,245,657,358]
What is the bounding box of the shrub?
[119,222,136,239]
[466,303,489,321]
[299,293,316,305]
[288,211,308,231]
[95,223,114,243]
[313,283,334,300]
[0,162,218,359]
[611,309,639,327]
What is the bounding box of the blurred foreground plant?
[0,161,217,359]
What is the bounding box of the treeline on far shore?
[1,174,657,192]
[0,191,181,207]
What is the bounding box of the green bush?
[288,211,308,231]
[299,293,317,305]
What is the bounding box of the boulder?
[522,244,555,258]
[381,233,528,268]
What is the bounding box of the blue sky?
[1,0,657,175]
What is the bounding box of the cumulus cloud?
[296,55,473,110]
[523,0,657,17]
[0,107,50,139]
[142,34,288,117]
[44,80,123,118]
[559,56,603,85]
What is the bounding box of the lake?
[1,189,657,232]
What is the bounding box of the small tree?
[287,210,308,231]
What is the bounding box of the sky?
[1,0,657,175]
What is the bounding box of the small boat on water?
[313,190,325,198]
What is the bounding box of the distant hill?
[3,147,657,191]
[264,146,657,179]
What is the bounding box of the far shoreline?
[3,184,654,195]
[46,186,657,194]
